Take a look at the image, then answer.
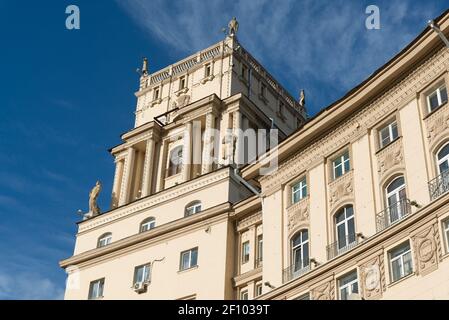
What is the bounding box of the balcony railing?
[375,198,412,233]
[326,234,359,260]
[428,171,449,201]
[282,261,311,283]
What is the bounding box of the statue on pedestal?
[299,89,306,108]
[86,181,102,219]
[228,17,239,37]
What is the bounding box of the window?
[332,151,350,179]
[379,120,398,148]
[278,102,284,117]
[240,289,249,300]
[134,263,151,284]
[88,278,105,300]
[389,241,413,282]
[241,64,248,81]
[185,201,202,217]
[427,84,448,113]
[205,63,212,77]
[338,271,359,300]
[140,217,155,233]
[385,176,407,223]
[437,143,449,174]
[255,283,263,297]
[153,87,160,100]
[241,241,250,264]
[97,233,112,248]
[443,219,449,252]
[180,247,198,271]
[291,230,309,272]
[256,234,263,265]
[294,293,310,300]
[168,146,183,177]
[179,75,187,90]
[292,177,307,204]
[261,83,266,97]
[335,206,356,251]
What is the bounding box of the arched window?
[97,232,112,248]
[140,217,156,233]
[437,143,449,174]
[335,206,356,251]
[168,146,183,177]
[185,201,202,217]
[385,176,407,223]
[291,230,309,272]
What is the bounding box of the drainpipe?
[428,20,449,48]
[233,167,261,197]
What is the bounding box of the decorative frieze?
[311,279,335,300]
[376,138,404,178]
[359,254,385,300]
[259,47,449,195]
[411,223,440,276]
[236,212,262,232]
[286,197,309,233]
[328,171,354,210]
[425,102,449,146]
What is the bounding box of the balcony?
[375,198,412,233]
[282,262,311,283]
[428,171,449,201]
[326,234,359,260]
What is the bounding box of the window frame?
[88,278,105,300]
[385,176,407,223]
[241,241,250,264]
[443,219,449,253]
[140,217,156,233]
[332,150,350,180]
[179,247,198,271]
[291,177,307,204]
[335,206,356,250]
[185,201,202,217]
[436,143,449,175]
[153,86,160,100]
[388,241,413,283]
[167,145,183,177]
[378,120,399,149]
[256,234,263,264]
[133,263,152,284]
[240,289,249,300]
[204,63,212,77]
[97,233,112,248]
[291,230,309,271]
[338,271,359,300]
[179,75,187,90]
[426,84,448,113]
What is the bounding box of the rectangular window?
[153,87,160,100]
[240,289,249,300]
[427,84,448,113]
[241,64,248,81]
[242,241,250,264]
[389,241,413,282]
[134,263,151,284]
[179,75,187,90]
[261,83,266,97]
[292,177,307,204]
[180,247,198,271]
[205,63,212,77]
[278,102,284,117]
[255,283,263,297]
[332,150,350,179]
[88,278,105,300]
[443,219,449,252]
[256,234,263,265]
[379,121,399,148]
[338,271,359,300]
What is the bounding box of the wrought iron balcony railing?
[375,198,411,233]
[428,170,449,201]
[282,261,311,283]
[326,234,359,260]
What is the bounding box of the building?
[60,10,449,300]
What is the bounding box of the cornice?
[233,267,262,287]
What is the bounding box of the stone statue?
[88,181,102,217]
[142,57,149,76]
[228,17,239,37]
[299,89,305,107]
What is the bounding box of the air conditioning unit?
[133,282,148,293]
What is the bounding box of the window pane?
[391,258,402,281]
[191,249,198,266]
[334,165,342,178]
[438,144,449,161]
[136,266,144,282]
[441,86,448,104]
[337,224,346,248]
[387,177,405,193]
[181,252,190,270]
[429,92,439,111]
[303,243,309,266]
[347,219,355,240]
[403,252,413,276]
[391,122,398,140]
[380,127,390,147]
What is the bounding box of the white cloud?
[116,0,442,114]
[0,270,64,300]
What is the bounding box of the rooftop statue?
[228,17,239,37]
[299,89,306,108]
[87,180,102,218]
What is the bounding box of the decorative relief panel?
[286,197,309,233]
[425,102,449,146]
[259,47,449,195]
[376,138,404,178]
[359,254,385,300]
[328,171,354,210]
[411,223,440,275]
[311,280,335,300]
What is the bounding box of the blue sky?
[0,0,447,299]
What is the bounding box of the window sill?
[175,87,189,96]
[178,265,199,274]
[329,169,353,185]
[200,75,214,84]
[375,136,402,155]
[387,272,415,288]
[150,98,162,107]
[423,101,448,120]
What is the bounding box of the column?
[182,122,192,182]
[233,110,242,166]
[111,159,124,208]
[131,150,145,200]
[201,113,216,174]
[156,140,168,192]
[119,147,136,206]
[141,138,156,197]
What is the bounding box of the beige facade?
[61,12,449,300]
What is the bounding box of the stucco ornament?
[228,17,239,37]
[88,181,102,217]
